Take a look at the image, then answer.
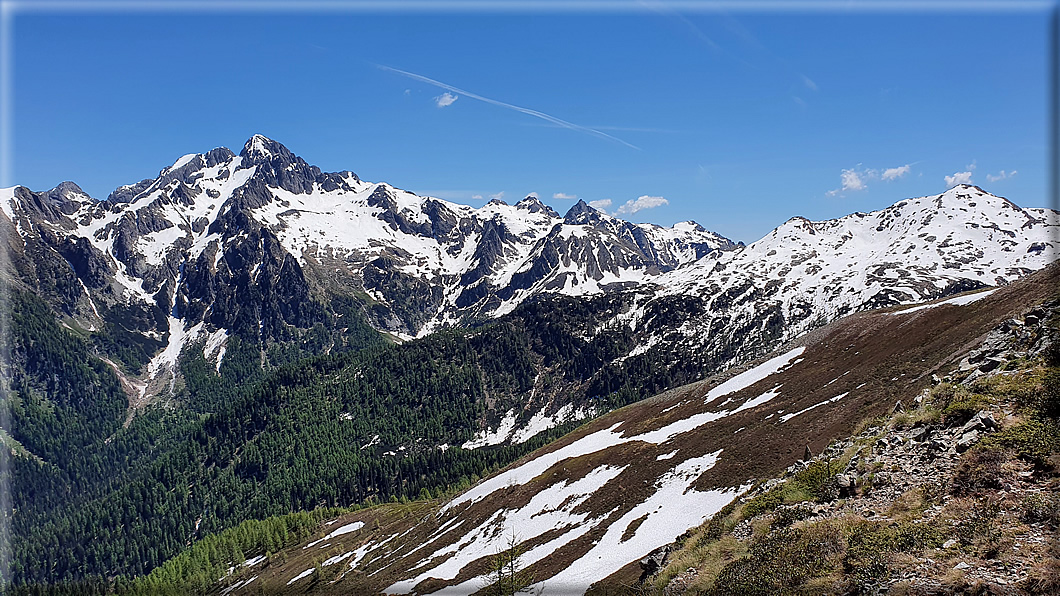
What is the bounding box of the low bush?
[712,524,843,596]
[951,498,1004,558]
[989,418,1060,471]
[950,446,1007,496]
[1020,493,1060,526]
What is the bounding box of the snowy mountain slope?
[215,261,1060,596]
[0,135,733,391]
[591,185,1059,391]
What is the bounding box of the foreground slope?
[652,298,1059,594]
[212,263,1060,596]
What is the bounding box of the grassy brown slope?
[219,263,1060,595]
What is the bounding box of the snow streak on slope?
[372,347,807,593]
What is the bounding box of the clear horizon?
[4,2,1055,244]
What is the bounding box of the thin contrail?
[378,65,640,150]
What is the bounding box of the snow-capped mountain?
[0,135,733,390]
[613,184,1059,374]
[0,135,1056,415]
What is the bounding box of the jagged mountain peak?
[239,133,290,161]
[562,198,605,225]
[671,220,705,232]
[515,194,560,217]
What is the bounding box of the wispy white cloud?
[881,164,911,181]
[827,168,867,196]
[945,162,976,188]
[553,192,578,200]
[986,169,1017,182]
[827,162,914,196]
[378,64,639,149]
[489,191,506,201]
[801,75,818,91]
[434,92,458,107]
[945,171,974,187]
[471,194,483,200]
[588,199,612,210]
[616,195,668,215]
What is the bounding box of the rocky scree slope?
[207,259,1060,596]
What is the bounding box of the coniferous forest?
[5,286,714,589]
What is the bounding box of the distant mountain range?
[1,135,1055,445]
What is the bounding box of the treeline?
[9,288,720,589]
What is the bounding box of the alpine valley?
[1,135,1057,593]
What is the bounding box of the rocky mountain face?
[211,262,1060,596]
[0,135,733,389]
[0,136,1057,443]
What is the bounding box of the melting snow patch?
[323,551,355,566]
[535,452,743,595]
[703,347,805,405]
[731,385,782,414]
[510,403,586,444]
[888,289,997,315]
[462,410,518,449]
[780,392,849,422]
[305,521,365,548]
[656,450,678,461]
[389,464,627,594]
[286,567,314,586]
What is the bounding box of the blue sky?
[4,2,1055,243]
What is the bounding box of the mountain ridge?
[1,136,1057,446]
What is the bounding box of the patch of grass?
[930,383,991,426]
[655,535,747,594]
[891,406,942,430]
[741,488,785,519]
[987,417,1060,471]
[947,497,1005,559]
[843,519,946,590]
[1022,554,1060,595]
[887,486,932,522]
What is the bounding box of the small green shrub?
[952,498,1004,558]
[844,520,944,590]
[950,446,1006,496]
[771,504,814,529]
[989,418,1060,470]
[791,458,842,503]
[1040,368,1060,419]
[742,488,784,519]
[712,524,842,596]
[1021,493,1060,526]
